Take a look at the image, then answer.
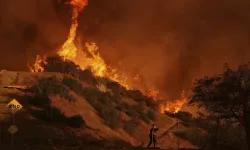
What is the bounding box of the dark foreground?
[0,145,166,150]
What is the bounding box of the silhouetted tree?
[189,63,250,150]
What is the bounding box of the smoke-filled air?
[1,0,250,113]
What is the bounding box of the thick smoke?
[1,0,250,99]
[79,0,250,99]
[0,0,69,70]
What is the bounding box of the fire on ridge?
[27,0,186,114]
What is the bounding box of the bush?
[124,116,140,134]
[140,113,151,124]
[133,102,144,115]
[81,88,103,100]
[125,107,137,117]
[43,56,97,86]
[43,56,80,75]
[88,99,122,129]
[79,69,96,85]
[147,110,155,121]
[63,78,83,93]
[115,104,123,111]
[120,102,130,110]
[31,76,75,102]
[30,106,85,128]
[144,97,155,107]
[180,122,191,127]
[133,103,155,124]
[164,111,175,117]
[50,107,67,122]
[97,92,113,105]
[175,111,193,121]
[28,95,51,107]
[67,115,85,128]
[103,107,122,129]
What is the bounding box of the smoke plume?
[1,0,250,99]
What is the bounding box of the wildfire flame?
[76,42,129,88]
[28,55,47,72]
[57,0,88,60]
[146,88,159,100]
[160,91,187,113]
[28,0,186,113]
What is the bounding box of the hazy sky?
[0,0,250,99]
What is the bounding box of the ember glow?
[57,0,130,89]
[160,91,187,113]
[146,88,159,100]
[28,0,185,113]
[57,0,88,60]
[28,55,47,72]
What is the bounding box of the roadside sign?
[8,125,18,135]
[6,99,23,114]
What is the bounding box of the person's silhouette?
[147,124,159,148]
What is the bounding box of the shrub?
[115,104,123,111]
[43,56,97,86]
[140,113,151,124]
[50,107,67,121]
[30,106,85,128]
[120,102,130,110]
[31,76,75,102]
[81,88,103,100]
[133,103,155,123]
[43,56,80,75]
[78,69,96,85]
[164,111,175,118]
[125,107,137,117]
[144,97,155,107]
[67,115,85,128]
[147,110,155,121]
[102,107,122,129]
[180,122,191,127]
[63,78,83,93]
[88,99,122,129]
[97,92,113,105]
[124,116,140,134]
[133,102,144,115]
[175,111,193,121]
[28,95,51,107]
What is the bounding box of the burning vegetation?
[160,91,187,113]
[27,0,186,114]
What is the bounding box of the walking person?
[147,124,159,148]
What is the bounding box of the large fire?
[28,55,47,72]
[57,0,88,60]
[28,0,186,114]
[160,91,187,113]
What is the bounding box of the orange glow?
[28,55,47,72]
[160,91,187,113]
[28,0,186,114]
[146,88,159,100]
[57,0,88,60]
[56,0,131,89]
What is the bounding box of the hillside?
[0,66,196,149]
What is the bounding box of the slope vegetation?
[0,56,195,149]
